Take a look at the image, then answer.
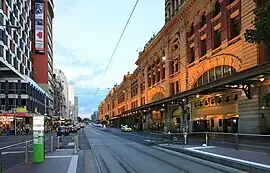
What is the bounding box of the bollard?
[205,133,208,146]
[76,134,79,150]
[74,136,78,155]
[168,131,171,146]
[50,136,54,152]
[235,133,239,150]
[25,140,29,164]
[184,133,188,146]
[57,136,60,149]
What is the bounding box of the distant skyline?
[53,0,165,117]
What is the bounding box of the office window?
[214,29,221,49]
[201,39,207,56]
[201,13,206,28]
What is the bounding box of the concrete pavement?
[4,130,99,173]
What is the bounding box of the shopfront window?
[194,65,236,87]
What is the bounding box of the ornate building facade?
[99,0,270,134]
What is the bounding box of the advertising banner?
[33,116,45,162]
[35,2,45,53]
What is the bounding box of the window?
[0,45,3,57]
[216,66,222,80]
[175,81,179,93]
[195,66,236,87]
[201,13,206,28]
[0,13,3,25]
[189,47,195,63]
[213,1,220,17]
[169,61,174,74]
[209,69,215,82]
[214,29,221,49]
[230,16,240,39]
[201,39,207,56]
[189,23,194,37]
[170,83,175,96]
[175,62,179,72]
[161,65,165,79]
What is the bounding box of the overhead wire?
[89,0,140,109]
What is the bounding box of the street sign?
[33,116,45,163]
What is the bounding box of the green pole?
[33,116,45,163]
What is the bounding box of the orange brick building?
[98,0,270,134]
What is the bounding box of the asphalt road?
[85,127,246,173]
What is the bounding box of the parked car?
[69,126,77,133]
[121,125,132,132]
[56,126,69,136]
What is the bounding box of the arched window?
[201,13,206,28]
[189,22,194,37]
[194,65,236,88]
[213,1,221,17]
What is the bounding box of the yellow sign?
[16,106,27,113]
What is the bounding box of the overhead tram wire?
[89,0,140,107]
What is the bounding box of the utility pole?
[14,82,17,135]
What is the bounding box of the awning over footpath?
[123,62,270,114]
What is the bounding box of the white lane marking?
[186,146,216,150]
[67,155,78,173]
[55,149,74,151]
[2,150,48,155]
[68,142,75,146]
[45,155,74,158]
[189,149,270,169]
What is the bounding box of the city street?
[85,127,246,173]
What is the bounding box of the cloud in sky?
[53,0,165,115]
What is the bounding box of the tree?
[77,116,83,122]
[244,0,270,49]
[83,118,91,123]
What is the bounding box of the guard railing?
[149,132,270,152]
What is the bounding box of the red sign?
[37,32,43,39]
[0,113,28,117]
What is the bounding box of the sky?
[53,0,165,118]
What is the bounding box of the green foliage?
[244,0,270,47]
[77,116,83,122]
[83,118,91,122]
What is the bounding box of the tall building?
[31,0,54,115]
[99,0,270,134]
[53,69,68,118]
[0,0,51,132]
[74,96,78,123]
[68,83,75,121]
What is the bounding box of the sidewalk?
[5,150,77,173]
[4,131,99,173]
[158,144,270,173]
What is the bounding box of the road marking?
[68,142,75,146]
[67,155,78,173]
[186,146,216,150]
[189,149,270,169]
[55,149,74,151]
[3,150,48,155]
[45,155,74,158]
[45,155,78,173]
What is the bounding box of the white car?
[121,125,132,132]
